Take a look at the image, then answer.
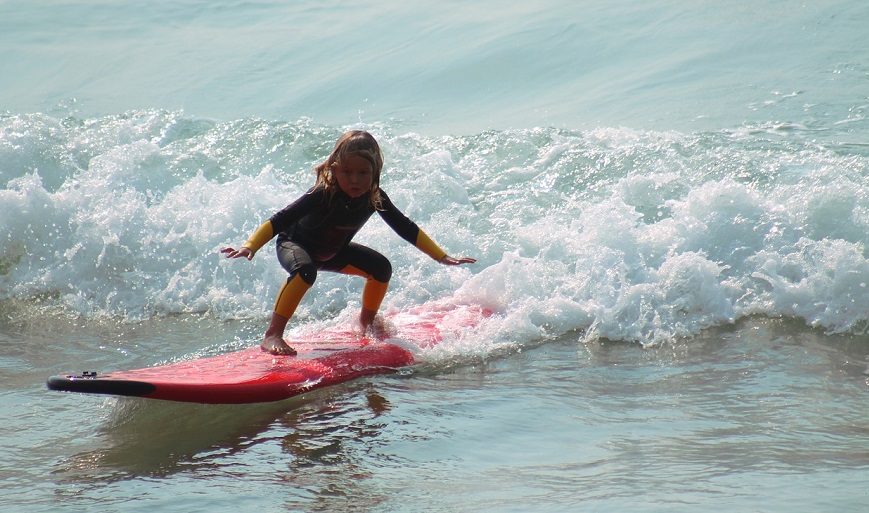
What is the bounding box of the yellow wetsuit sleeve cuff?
[415,229,447,262]
[242,220,275,254]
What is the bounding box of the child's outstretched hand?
[221,247,254,260]
[439,255,477,266]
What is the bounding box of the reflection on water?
[18,315,869,512]
[52,382,398,512]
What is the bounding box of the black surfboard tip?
[47,373,157,397]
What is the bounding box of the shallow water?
[2,1,869,512]
[6,315,868,512]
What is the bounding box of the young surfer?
[221,130,476,356]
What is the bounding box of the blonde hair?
[313,130,384,209]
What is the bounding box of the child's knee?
[296,264,318,285]
[372,257,391,283]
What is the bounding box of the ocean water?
[2,1,869,512]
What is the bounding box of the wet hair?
[313,130,384,209]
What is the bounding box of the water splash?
[3,112,869,347]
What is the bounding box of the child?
[221,130,476,355]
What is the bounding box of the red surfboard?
[47,303,491,404]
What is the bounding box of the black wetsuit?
[242,185,446,318]
[264,186,441,285]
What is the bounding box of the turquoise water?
[2,1,869,511]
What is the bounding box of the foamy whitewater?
[2,1,868,512]
[4,115,869,345]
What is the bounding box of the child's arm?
[413,229,448,261]
[220,220,274,260]
[415,229,476,265]
[221,189,321,261]
[439,253,477,266]
[378,190,476,266]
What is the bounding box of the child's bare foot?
[359,307,377,332]
[358,310,394,340]
[261,335,297,356]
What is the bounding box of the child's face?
[334,153,374,198]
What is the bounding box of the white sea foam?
[3,114,868,348]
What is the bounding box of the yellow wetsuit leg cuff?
[361,279,389,312]
[338,264,389,312]
[273,273,312,319]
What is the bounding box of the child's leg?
[359,278,389,329]
[262,273,313,355]
[265,241,317,355]
[324,243,392,331]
